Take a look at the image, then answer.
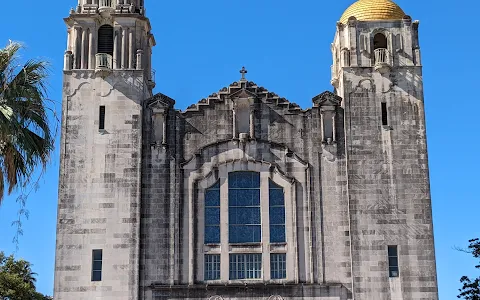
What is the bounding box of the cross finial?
[240,66,248,81]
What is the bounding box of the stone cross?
[240,66,247,80]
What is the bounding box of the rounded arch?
[98,25,114,55]
[373,32,388,50]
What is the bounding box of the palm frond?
[0,41,55,203]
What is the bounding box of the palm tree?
[0,41,54,203]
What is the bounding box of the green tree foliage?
[0,41,55,203]
[458,238,480,299]
[0,252,52,300]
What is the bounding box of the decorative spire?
[240,66,248,81]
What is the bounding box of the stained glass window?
[228,172,261,244]
[269,180,286,243]
[205,181,220,244]
[204,254,221,280]
[229,254,262,280]
[270,253,287,279]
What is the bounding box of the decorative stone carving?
[268,296,284,300]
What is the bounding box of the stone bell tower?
[54,0,155,299]
[332,0,438,299]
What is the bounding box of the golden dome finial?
[340,0,406,24]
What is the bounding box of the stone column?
[320,111,325,143]
[88,28,95,69]
[81,29,87,69]
[136,49,143,70]
[332,113,337,143]
[348,19,358,67]
[67,28,72,52]
[249,103,255,139]
[128,28,134,69]
[121,27,126,69]
[73,27,82,69]
[232,106,237,138]
[113,27,119,69]
[64,51,73,70]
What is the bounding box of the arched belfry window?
[373,33,389,66]
[228,172,261,244]
[98,25,114,55]
[374,33,388,50]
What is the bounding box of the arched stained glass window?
[228,172,261,243]
[269,180,286,243]
[205,181,220,244]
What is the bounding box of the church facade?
[54,0,439,299]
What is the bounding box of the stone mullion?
[121,27,127,69]
[261,172,271,281]
[113,27,119,69]
[219,167,229,282]
[81,29,88,69]
[129,27,135,69]
[88,26,95,69]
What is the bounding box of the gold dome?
[340,0,406,24]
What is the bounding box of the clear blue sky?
[0,0,478,298]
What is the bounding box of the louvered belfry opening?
[98,25,114,55]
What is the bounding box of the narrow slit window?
[388,245,399,278]
[381,102,388,126]
[99,106,106,130]
[92,249,103,281]
[269,180,286,243]
[205,181,220,244]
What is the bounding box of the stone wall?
[54,71,148,300]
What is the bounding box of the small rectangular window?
[388,245,399,278]
[99,106,106,130]
[229,254,262,280]
[204,254,221,281]
[270,253,287,279]
[92,249,103,281]
[381,102,388,126]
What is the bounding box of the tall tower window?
[388,245,399,278]
[228,172,261,244]
[98,25,114,55]
[99,106,106,130]
[381,102,388,126]
[91,249,103,282]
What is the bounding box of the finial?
[240,66,248,81]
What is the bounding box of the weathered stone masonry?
[54,0,439,300]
